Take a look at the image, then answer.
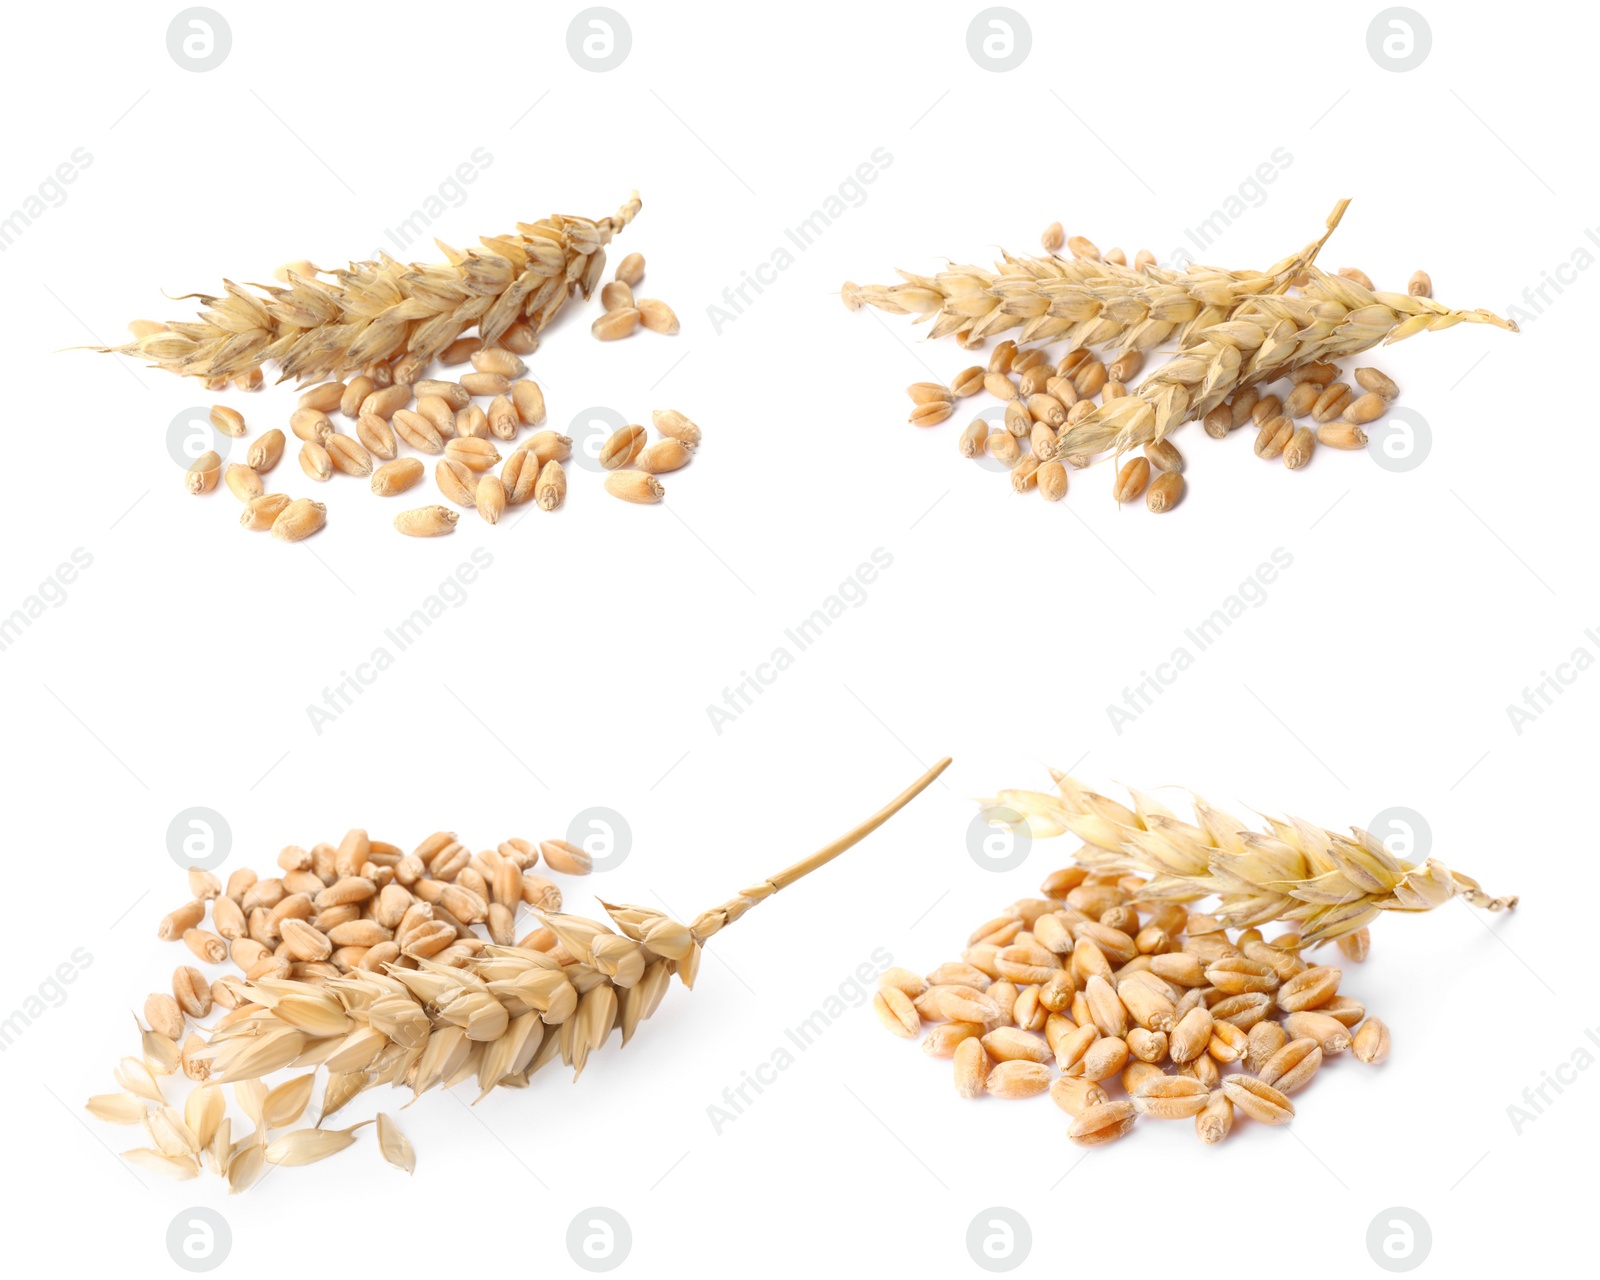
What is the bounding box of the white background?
[0,0,1591,1275]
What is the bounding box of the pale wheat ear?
[990,777,1516,944]
[86,759,949,1185]
[849,200,1349,353]
[96,191,642,382]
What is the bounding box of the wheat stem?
[688,756,952,942]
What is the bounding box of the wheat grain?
[326,434,373,477]
[185,451,221,494]
[394,505,459,537]
[223,464,262,502]
[1285,381,1321,417]
[476,475,507,524]
[1312,382,1353,422]
[604,471,664,504]
[246,429,285,472]
[1344,391,1387,424]
[650,408,701,447]
[599,424,647,470]
[1113,457,1149,503]
[1315,421,1368,450]
[1255,416,1292,459]
[298,441,333,482]
[454,403,489,439]
[210,406,246,437]
[1068,1100,1137,1146]
[637,299,680,334]
[371,458,423,497]
[1145,470,1184,512]
[290,408,335,445]
[593,308,641,340]
[1283,426,1316,469]
[534,460,567,512]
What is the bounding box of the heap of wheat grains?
[102,192,697,540]
[843,200,1516,512]
[87,759,949,1190]
[874,774,1516,1146]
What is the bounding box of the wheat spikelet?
[92,758,949,1185]
[99,192,642,383]
[981,771,1516,946]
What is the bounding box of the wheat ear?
[153,757,950,1187]
[1056,267,1516,456]
[98,192,641,383]
[982,772,1516,947]
[846,200,1351,353]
